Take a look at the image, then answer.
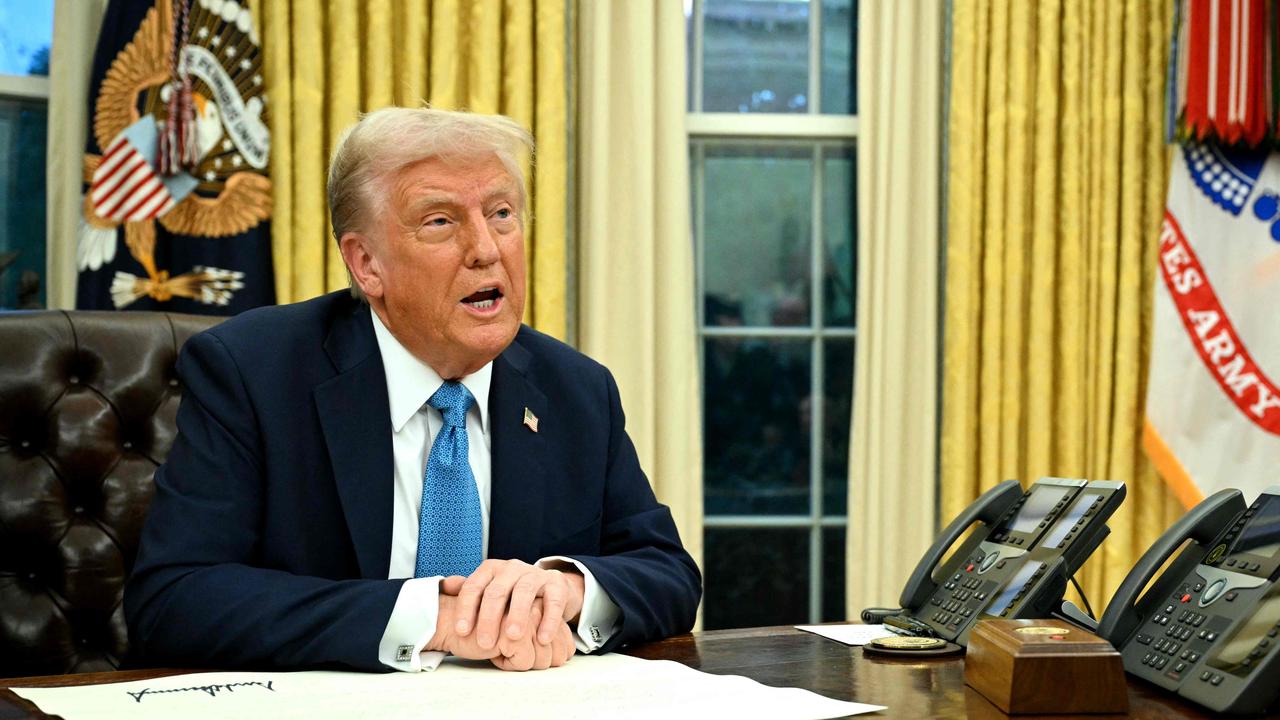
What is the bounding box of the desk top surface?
[0,625,1218,719]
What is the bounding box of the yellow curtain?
[258,0,568,338]
[943,0,1185,613]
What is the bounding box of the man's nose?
[463,215,501,267]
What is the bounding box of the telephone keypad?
[1141,652,1170,670]
[921,551,1012,639]
[1130,605,1232,684]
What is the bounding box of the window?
[688,0,857,629]
[0,0,53,309]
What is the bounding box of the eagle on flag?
[78,0,273,312]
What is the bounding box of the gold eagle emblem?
[81,0,271,308]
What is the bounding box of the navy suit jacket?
[124,291,701,671]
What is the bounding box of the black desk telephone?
[877,477,1126,646]
[1097,485,1280,715]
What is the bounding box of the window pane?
[0,1,53,76]
[0,98,47,309]
[822,527,846,621]
[822,145,856,327]
[701,143,812,327]
[704,527,808,629]
[822,339,854,515]
[820,0,856,114]
[705,338,811,515]
[702,0,810,113]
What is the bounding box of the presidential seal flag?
[1145,140,1280,505]
[78,0,273,313]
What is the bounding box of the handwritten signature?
[126,680,275,703]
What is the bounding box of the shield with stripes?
[91,116,194,223]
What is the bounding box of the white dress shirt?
[370,309,620,671]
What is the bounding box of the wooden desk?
[0,625,1217,719]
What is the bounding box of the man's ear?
[339,231,384,299]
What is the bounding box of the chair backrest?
[0,310,221,675]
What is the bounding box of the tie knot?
[428,381,474,428]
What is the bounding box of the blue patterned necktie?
[414,381,483,578]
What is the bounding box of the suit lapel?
[315,303,394,579]
[488,334,549,562]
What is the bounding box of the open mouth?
[461,287,503,310]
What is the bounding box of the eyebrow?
[408,193,458,210]
[404,182,521,210]
[482,181,521,206]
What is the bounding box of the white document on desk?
[10,653,885,719]
[795,623,895,646]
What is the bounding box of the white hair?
[327,107,534,298]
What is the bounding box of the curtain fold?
[943,0,1185,612]
[46,0,110,310]
[575,1,703,581]
[260,0,568,338]
[845,1,943,616]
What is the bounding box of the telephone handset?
[1098,486,1280,715]
[885,477,1126,646]
[897,480,1023,611]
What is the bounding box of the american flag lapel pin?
[523,407,540,433]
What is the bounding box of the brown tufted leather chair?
[0,310,220,676]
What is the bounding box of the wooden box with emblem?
[964,618,1128,715]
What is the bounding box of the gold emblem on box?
[1014,626,1070,635]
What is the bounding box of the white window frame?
[690,0,858,624]
[0,74,51,100]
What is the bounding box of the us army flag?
[1146,140,1280,505]
[77,0,273,313]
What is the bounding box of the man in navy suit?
[124,108,701,673]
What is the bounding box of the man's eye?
[494,208,513,220]
[424,217,449,227]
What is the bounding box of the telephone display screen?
[987,561,1045,615]
[1208,592,1280,674]
[1041,495,1092,549]
[1005,486,1072,534]
[1233,494,1280,559]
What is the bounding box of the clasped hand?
[429,559,586,671]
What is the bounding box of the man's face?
[358,152,526,378]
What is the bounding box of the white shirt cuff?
[536,556,620,653]
[378,577,447,672]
